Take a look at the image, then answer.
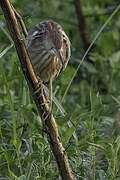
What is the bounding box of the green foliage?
[1,0,120,179]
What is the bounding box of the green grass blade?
[61,4,120,104]
[0,44,13,58]
[44,85,66,116]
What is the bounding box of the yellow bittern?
[25,21,71,110]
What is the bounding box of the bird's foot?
[40,99,50,106]
[33,77,43,95]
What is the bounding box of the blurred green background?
[0,0,120,179]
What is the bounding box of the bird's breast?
[37,56,63,82]
[28,47,68,82]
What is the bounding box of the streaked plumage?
[25,21,71,82]
[25,21,70,109]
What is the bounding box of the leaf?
[18,175,27,180]
[13,136,22,151]
[0,44,13,58]
[115,136,120,155]
[110,51,120,69]
[8,166,19,180]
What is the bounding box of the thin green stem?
[61,4,120,104]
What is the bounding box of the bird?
[25,21,71,111]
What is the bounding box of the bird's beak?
[56,50,64,70]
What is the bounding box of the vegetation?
[0,0,120,179]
